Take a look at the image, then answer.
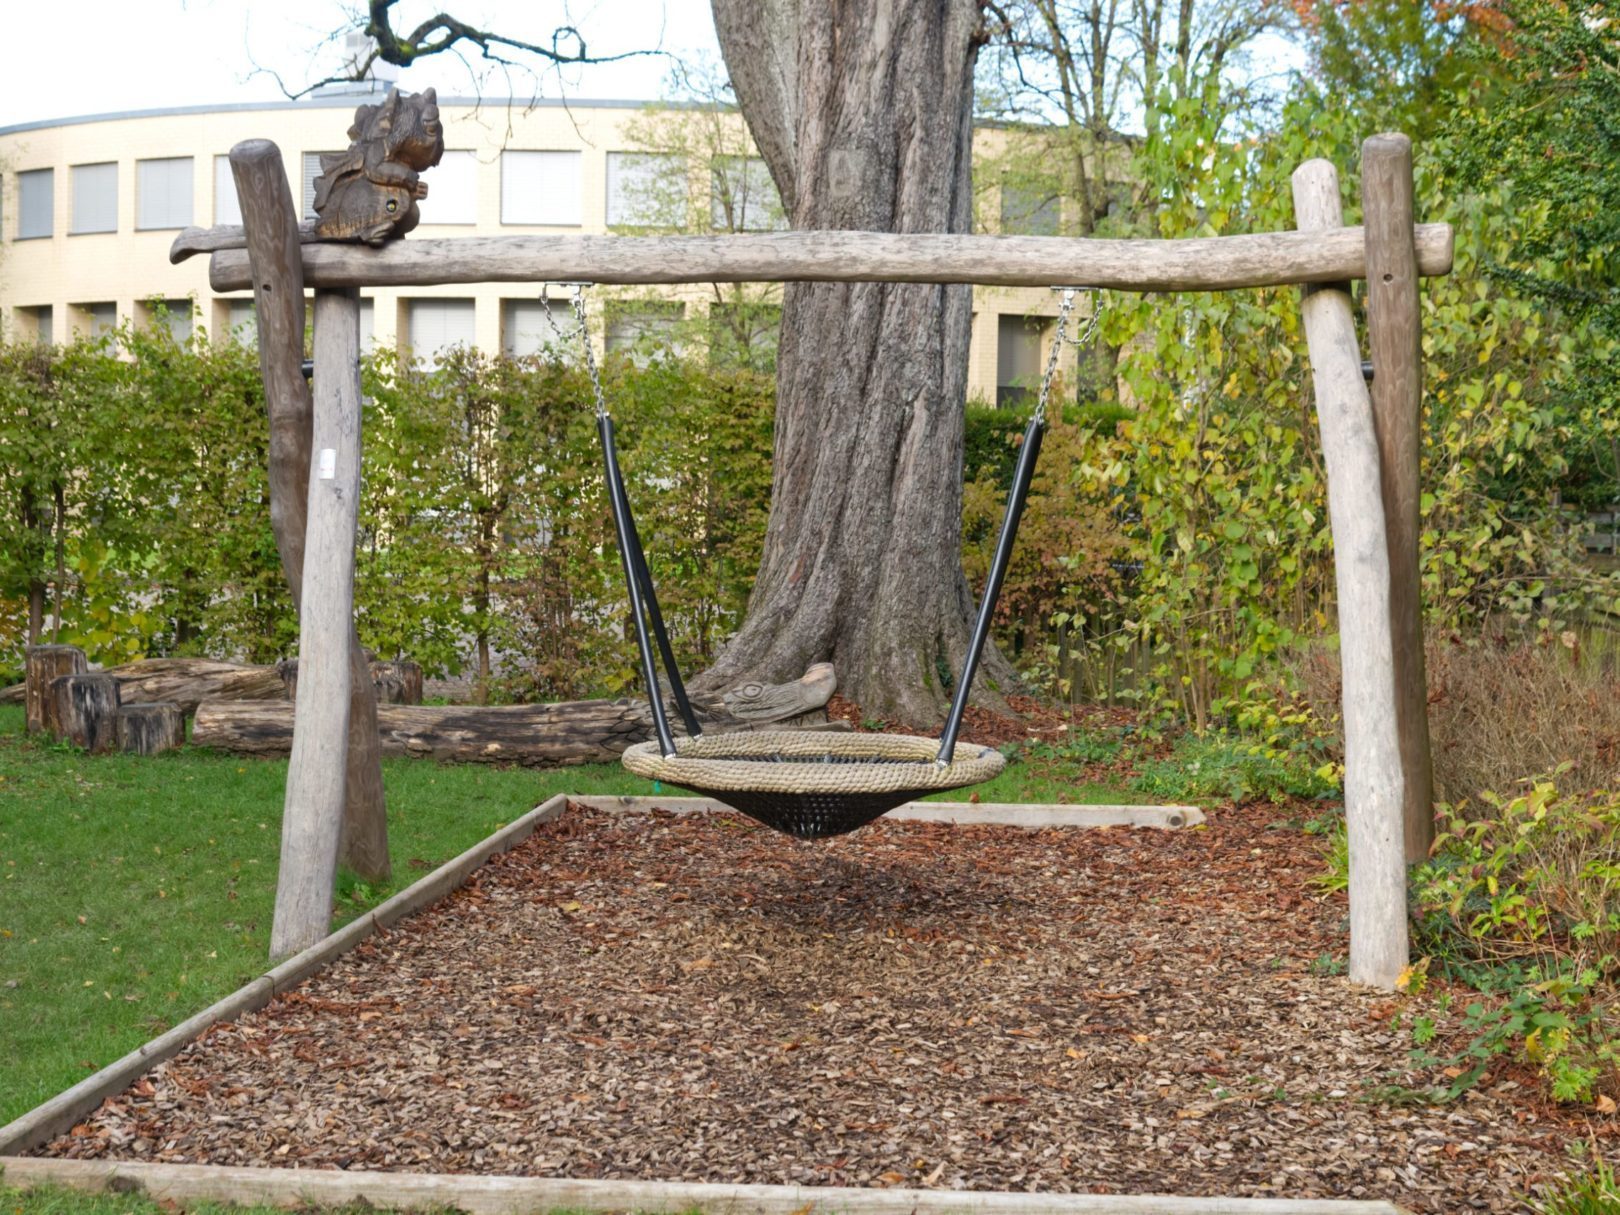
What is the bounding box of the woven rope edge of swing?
[621,730,1005,794]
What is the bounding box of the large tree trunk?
[704,0,1008,727]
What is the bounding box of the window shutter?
[606,152,684,227]
[215,155,243,226]
[303,152,342,220]
[407,299,477,365]
[416,150,477,225]
[501,151,582,226]
[137,158,194,229]
[501,298,573,357]
[71,163,118,234]
[19,169,54,239]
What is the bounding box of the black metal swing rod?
[597,413,703,756]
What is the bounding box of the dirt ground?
[42,801,1584,1212]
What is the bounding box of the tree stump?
[117,702,186,755]
[371,660,424,705]
[278,657,423,705]
[25,645,87,735]
[52,674,122,754]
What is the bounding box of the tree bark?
[230,140,390,883]
[706,0,1005,726]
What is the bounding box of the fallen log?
[3,656,427,714]
[193,664,841,766]
[104,658,288,714]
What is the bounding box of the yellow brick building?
[0,93,1076,405]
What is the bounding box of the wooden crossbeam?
[190,224,1455,293]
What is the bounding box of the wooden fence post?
[1293,159,1410,990]
[1362,132,1436,863]
[269,289,365,961]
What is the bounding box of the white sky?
[0,0,723,128]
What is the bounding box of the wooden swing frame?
[179,132,1447,990]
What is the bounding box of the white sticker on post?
[318,448,337,480]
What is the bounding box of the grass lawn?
[0,704,1138,1127]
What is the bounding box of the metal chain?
[1033,286,1100,426]
[540,282,609,418]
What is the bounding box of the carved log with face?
[312,88,445,246]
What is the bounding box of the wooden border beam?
[0,1158,1416,1215]
[199,225,1455,293]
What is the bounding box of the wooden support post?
[270,289,365,961]
[231,139,390,890]
[52,674,121,754]
[25,644,86,735]
[1362,133,1435,863]
[1293,159,1410,991]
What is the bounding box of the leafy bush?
[1130,730,1340,804]
[1411,777,1620,1103]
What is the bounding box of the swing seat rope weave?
[621,730,1005,839]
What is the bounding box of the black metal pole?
[937,414,1046,764]
[600,424,704,739]
[598,415,677,757]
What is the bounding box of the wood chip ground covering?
[41,803,1584,1212]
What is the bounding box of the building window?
[417,150,477,225]
[215,155,243,226]
[74,302,118,339]
[137,158,194,229]
[70,163,118,235]
[606,300,683,365]
[606,152,685,228]
[18,305,54,344]
[710,156,785,232]
[360,298,375,349]
[220,298,257,345]
[502,298,575,358]
[501,151,582,226]
[996,313,1046,408]
[18,169,54,240]
[144,298,193,344]
[405,298,476,367]
[1000,182,1060,237]
[302,152,344,220]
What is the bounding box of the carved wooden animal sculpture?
[312,88,444,245]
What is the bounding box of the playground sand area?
[39,803,1576,1213]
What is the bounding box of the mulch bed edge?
[0,1156,1417,1215]
[0,792,574,1157]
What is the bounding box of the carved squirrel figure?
[312,88,445,245]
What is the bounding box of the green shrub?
[1532,1154,1620,1215]
[1411,777,1620,1103]
[1130,730,1340,803]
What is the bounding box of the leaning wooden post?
[230,139,391,888]
[1293,159,1410,990]
[269,289,365,960]
[1362,132,1436,862]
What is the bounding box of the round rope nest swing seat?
[621,730,1006,839]
[550,283,1091,842]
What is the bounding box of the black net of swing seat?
[620,731,1006,839]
